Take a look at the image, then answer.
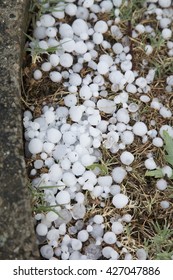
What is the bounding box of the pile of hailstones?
[24,0,173,260]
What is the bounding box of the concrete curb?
[0,0,39,259]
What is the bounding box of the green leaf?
[86,163,108,175]
[163,130,173,157]
[145,169,163,178]
[165,155,173,167]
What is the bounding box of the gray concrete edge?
[0,0,39,259]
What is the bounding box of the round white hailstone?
[145,45,153,55]
[65,3,77,16]
[162,165,172,178]
[33,69,42,80]
[79,85,92,100]
[93,215,104,224]
[102,247,114,259]
[49,164,62,181]
[128,103,139,113]
[91,185,103,198]
[152,137,163,147]
[56,190,71,205]
[71,204,86,220]
[49,54,59,67]
[112,43,124,54]
[160,18,171,29]
[94,20,108,33]
[36,223,48,236]
[45,27,57,38]
[64,94,77,107]
[126,84,137,94]
[72,161,85,176]
[47,128,61,143]
[122,214,132,223]
[112,193,129,209]
[75,192,84,204]
[63,172,77,187]
[41,62,52,72]
[34,159,43,169]
[83,0,94,7]
[40,245,54,259]
[63,131,76,145]
[158,0,171,8]
[72,19,88,36]
[59,53,73,68]
[162,28,172,40]
[75,41,87,54]
[135,24,145,34]
[103,232,117,244]
[121,60,132,72]
[69,73,82,86]
[49,71,62,83]
[77,230,89,242]
[44,110,55,124]
[136,248,147,260]
[83,52,92,62]
[121,131,134,145]
[34,26,46,39]
[112,167,127,183]
[97,61,109,75]
[156,179,167,191]
[124,70,135,83]
[109,71,124,84]
[28,138,43,154]
[140,95,150,103]
[100,54,113,67]
[144,158,157,170]
[93,32,103,45]
[47,229,59,241]
[135,77,147,89]
[40,14,55,27]
[120,151,134,165]
[61,38,75,53]
[159,106,172,118]
[116,108,130,124]
[98,176,112,188]
[61,158,71,170]
[59,23,73,38]
[113,0,122,7]
[112,221,124,234]
[69,106,83,122]
[160,200,170,209]
[71,239,82,251]
[81,154,96,166]
[46,211,58,222]
[133,122,148,136]
[97,99,116,114]
[110,185,121,196]
[43,142,54,154]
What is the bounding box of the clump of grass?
[144,222,173,260]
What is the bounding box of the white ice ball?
[160,200,170,209]
[36,223,48,236]
[133,122,148,136]
[49,54,59,67]
[40,14,55,27]
[94,20,108,33]
[28,138,43,154]
[144,158,157,170]
[72,19,88,36]
[156,179,167,191]
[112,221,124,234]
[120,151,134,165]
[59,23,74,38]
[112,167,127,183]
[33,69,42,80]
[152,137,163,147]
[40,245,54,259]
[97,61,109,75]
[116,108,130,124]
[112,193,129,209]
[158,0,171,8]
[97,99,116,114]
[77,230,89,242]
[75,41,87,54]
[162,28,172,40]
[56,190,71,205]
[64,94,77,107]
[103,232,117,244]
[47,128,61,143]
[49,164,62,181]
[60,53,73,68]
[49,71,62,83]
